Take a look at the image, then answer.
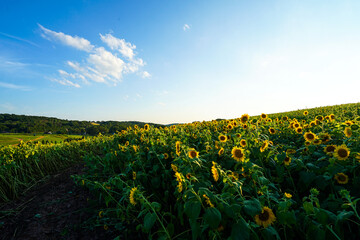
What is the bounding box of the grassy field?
[0,133,84,146]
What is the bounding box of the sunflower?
[176,141,181,156]
[243,124,248,129]
[211,162,219,182]
[345,120,353,126]
[293,123,300,128]
[227,124,233,130]
[284,192,292,198]
[334,173,349,184]
[282,116,288,121]
[260,140,269,152]
[344,127,352,138]
[295,127,302,134]
[254,206,276,228]
[240,139,247,147]
[316,115,324,121]
[286,149,296,155]
[144,124,150,131]
[304,131,317,142]
[174,172,184,192]
[329,114,335,120]
[132,171,136,180]
[269,128,276,134]
[203,194,214,208]
[188,148,199,159]
[334,145,350,160]
[218,147,224,156]
[218,134,227,143]
[240,114,250,123]
[164,153,169,159]
[303,111,308,116]
[318,133,331,143]
[231,146,245,162]
[324,145,336,155]
[309,121,316,127]
[261,113,268,119]
[313,139,322,145]
[284,156,291,166]
[236,133,241,138]
[129,187,137,205]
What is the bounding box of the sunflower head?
[218,147,224,156]
[296,127,302,134]
[313,139,322,145]
[260,140,269,152]
[323,145,336,155]
[329,114,335,120]
[144,124,150,131]
[261,113,268,119]
[269,128,276,134]
[344,127,352,138]
[284,156,291,166]
[303,111,308,116]
[334,173,349,184]
[334,145,350,160]
[304,131,317,142]
[231,146,245,162]
[316,115,324,121]
[282,116,288,121]
[240,114,250,123]
[218,134,227,143]
[240,139,247,147]
[284,192,292,198]
[188,149,199,159]
[254,206,276,228]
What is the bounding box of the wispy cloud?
[39,25,149,87]
[183,24,190,31]
[100,33,136,59]
[0,102,16,111]
[50,77,81,88]
[141,71,151,78]
[0,32,40,47]
[39,24,94,52]
[0,81,32,91]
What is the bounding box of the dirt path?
[30,135,45,142]
[0,164,116,240]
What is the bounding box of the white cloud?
[39,24,94,52]
[0,81,31,91]
[50,78,81,88]
[183,24,190,31]
[100,33,136,59]
[141,71,151,78]
[39,25,150,87]
[0,102,16,111]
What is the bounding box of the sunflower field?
[2,103,360,239]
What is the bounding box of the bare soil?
[0,164,117,240]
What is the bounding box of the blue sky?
[1,0,360,124]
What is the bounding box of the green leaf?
[303,201,314,214]
[277,210,296,226]
[143,212,157,232]
[204,208,222,229]
[167,223,175,237]
[336,210,354,222]
[151,202,161,211]
[184,201,201,219]
[261,226,281,240]
[225,204,242,219]
[231,218,250,240]
[189,218,200,240]
[243,199,262,217]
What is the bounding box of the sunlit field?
[1,103,360,239]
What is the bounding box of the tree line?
[0,114,163,135]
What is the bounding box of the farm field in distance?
[0,133,84,146]
[1,102,360,240]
